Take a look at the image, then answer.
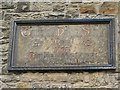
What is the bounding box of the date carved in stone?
[16,24,108,67]
[8,19,115,70]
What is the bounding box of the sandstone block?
[0,38,9,44]
[45,82,72,88]
[0,44,9,52]
[84,75,89,83]
[0,31,4,40]
[2,54,8,64]
[29,2,52,12]
[1,75,20,83]
[20,73,44,82]
[0,10,4,20]
[72,81,89,88]
[1,1,15,9]
[80,4,96,14]
[53,4,65,12]
[49,12,65,19]
[17,82,31,88]
[0,20,8,28]
[46,73,68,82]
[67,73,84,83]
[100,2,118,15]
[1,65,8,75]
[16,2,30,12]
[66,8,79,18]
[0,81,9,89]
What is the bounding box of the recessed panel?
[8,19,115,70]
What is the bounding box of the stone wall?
[0,1,120,89]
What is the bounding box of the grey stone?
[0,31,4,40]
[29,2,52,12]
[1,75,20,83]
[1,65,8,75]
[1,1,15,9]
[16,2,30,12]
[2,55,8,64]
[65,8,79,18]
[0,81,9,89]
[31,83,40,88]
[53,4,65,12]
[0,39,9,44]
[0,44,9,52]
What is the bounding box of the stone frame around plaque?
[8,18,116,71]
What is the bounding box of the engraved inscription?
[16,24,109,67]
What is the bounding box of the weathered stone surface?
[0,2,119,89]
[72,81,82,88]
[100,2,118,15]
[0,31,4,40]
[1,65,8,75]
[68,73,84,83]
[17,82,31,88]
[0,51,8,56]
[53,3,65,12]
[84,73,89,83]
[80,4,96,14]
[0,44,9,52]
[0,81,9,89]
[0,10,4,20]
[0,20,8,28]
[2,31,10,39]
[4,13,30,20]
[81,0,94,3]
[4,12,51,20]
[2,55,8,64]
[65,4,79,18]
[13,23,109,67]
[1,1,15,9]
[49,12,64,17]
[16,2,30,12]
[1,75,20,83]
[31,82,40,88]
[19,73,44,82]
[46,73,68,82]
[66,8,79,18]
[0,39,9,44]
[29,2,52,12]
[46,82,72,88]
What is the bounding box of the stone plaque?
[8,18,116,70]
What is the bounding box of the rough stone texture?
[29,2,52,12]
[65,3,79,18]
[80,4,96,14]
[16,2,30,12]
[0,1,119,89]
[53,3,65,12]
[1,2,15,9]
[100,2,118,15]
